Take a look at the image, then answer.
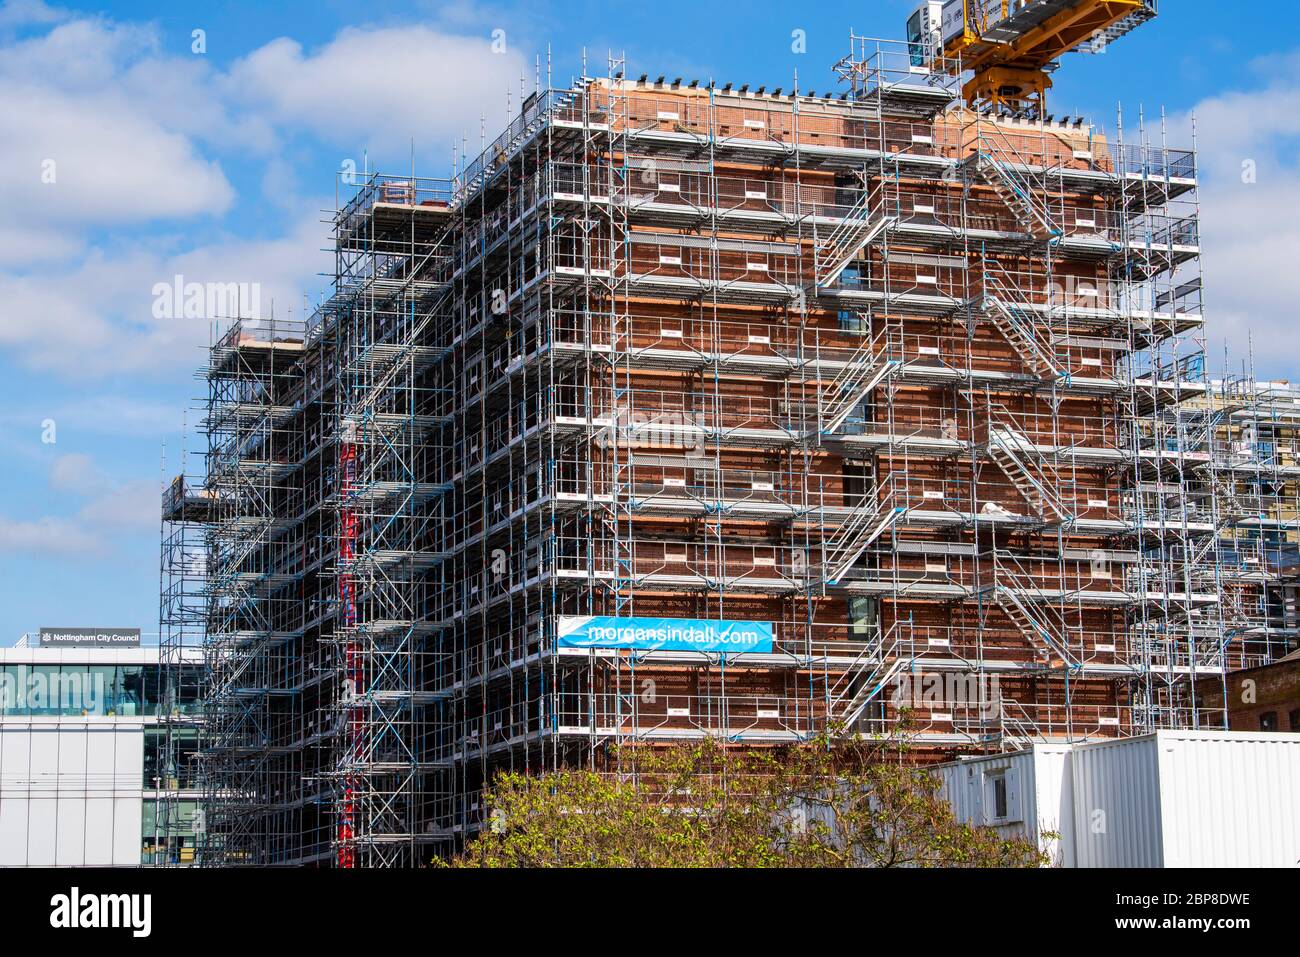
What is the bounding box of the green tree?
[448,733,1048,868]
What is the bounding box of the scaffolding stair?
[823,495,907,586]
[997,587,1075,667]
[981,273,1062,379]
[817,326,902,434]
[826,625,912,730]
[970,138,1061,241]
[207,519,279,596]
[832,658,907,730]
[814,186,896,288]
[987,425,1070,522]
[992,555,1079,668]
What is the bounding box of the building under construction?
[157,9,1288,866]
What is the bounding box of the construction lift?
[907,0,1159,116]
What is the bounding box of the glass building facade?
[0,643,203,866]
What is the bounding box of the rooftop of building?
[3,639,202,665]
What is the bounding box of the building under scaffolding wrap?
[157,36,1288,866]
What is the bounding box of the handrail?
[822,476,908,585]
[991,551,1080,667]
[981,266,1063,378]
[971,131,1062,239]
[816,322,903,434]
[826,620,916,728]
[813,181,896,287]
[998,697,1048,746]
[985,413,1071,521]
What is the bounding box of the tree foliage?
[447,733,1048,868]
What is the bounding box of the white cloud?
[224,25,529,154]
[0,9,581,574]
[0,18,235,257]
[78,479,157,529]
[1169,52,1300,379]
[0,208,328,377]
[2,83,234,223]
[0,395,186,440]
[0,223,81,266]
[0,0,67,30]
[0,13,532,380]
[1200,179,1300,379]
[0,16,154,89]
[49,452,105,495]
[0,516,104,556]
[0,453,160,557]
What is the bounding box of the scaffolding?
[156,472,209,863]
[1205,375,1300,665]
[186,314,324,863]
[165,35,1292,865]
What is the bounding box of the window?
[992,775,1009,820]
[1291,710,1300,733]
[837,305,868,332]
[1260,711,1278,732]
[120,664,146,715]
[906,10,924,62]
[144,729,163,788]
[984,768,1021,824]
[0,666,16,715]
[177,665,203,715]
[88,666,118,715]
[31,665,75,715]
[849,597,878,637]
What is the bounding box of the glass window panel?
[143,728,163,788]
[28,665,61,715]
[63,665,91,716]
[0,665,17,716]
[119,665,145,716]
[86,666,116,716]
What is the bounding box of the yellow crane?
[908,1,1159,115]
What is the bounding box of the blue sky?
[1,0,1298,640]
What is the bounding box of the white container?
[936,742,1075,865]
[937,730,1300,867]
[1071,730,1300,868]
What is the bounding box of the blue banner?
[557,616,774,654]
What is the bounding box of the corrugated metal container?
[938,731,1300,867]
[936,742,1075,865]
[1071,730,1300,868]
[1068,734,1161,867]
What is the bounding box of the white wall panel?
[1070,735,1163,867]
[0,720,145,867]
[55,797,87,866]
[83,798,116,866]
[113,796,142,865]
[940,732,1300,868]
[0,792,30,866]
[26,798,57,866]
[1154,730,1300,867]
